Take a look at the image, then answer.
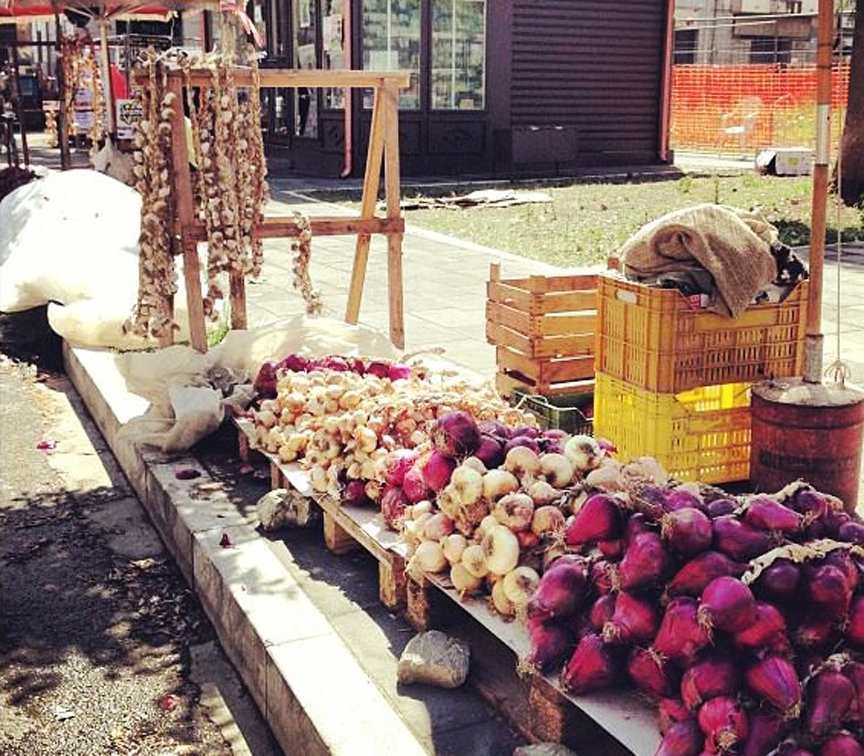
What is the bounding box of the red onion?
[662,507,714,555]
[638,485,671,519]
[820,734,864,756]
[653,598,712,665]
[627,646,676,697]
[745,655,802,718]
[698,576,757,634]
[790,486,830,518]
[313,355,350,372]
[658,697,692,735]
[843,661,864,724]
[805,669,856,735]
[363,359,390,378]
[589,593,617,632]
[432,410,481,459]
[706,498,739,519]
[656,718,703,756]
[385,449,419,488]
[743,495,804,533]
[738,711,786,756]
[402,464,431,503]
[526,616,575,673]
[598,539,624,561]
[475,435,505,469]
[510,424,541,439]
[504,435,540,455]
[680,655,740,711]
[753,558,801,604]
[560,633,619,694]
[733,602,788,653]
[697,696,748,753]
[805,563,854,621]
[839,521,864,546]
[253,361,278,397]
[602,591,659,645]
[625,512,653,544]
[795,615,838,650]
[343,479,372,507]
[421,450,457,492]
[277,352,311,372]
[825,549,860,593]
[664,488,705,513]
[477,419,511,441]
[618,531,670,591]
[666,552,742,599]
[380,484,409,528]
[590,560,616,595]
[527,558,588,620]
[712,515,773,561]
[846,595,864,647]
[564,494,623,545]
[387,363,411,381]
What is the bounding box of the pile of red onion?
[527,481,864,756]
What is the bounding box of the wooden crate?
[236,418,408,610]
[406,572,659,756]
[487,263,597,397]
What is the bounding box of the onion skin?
[560,633,619,695]
[618,531,670,591]
[697,696,748,754]
[681,655,740,711]
[743,495,803,533]
[666,552,742,599]
[590,560,617,595]
[653,598,712,666]
[698,576,757,634]
[820,734,864,756]
[655,718,703,756]
[602,591,659,645]
[628,646,676,697]
[846,595,864,647]
[662,507,714,556]
[745,655,802,718]
[564,493,623,545]
[805,669,856,735]
[712,515,773,561]
[526,616,575,674]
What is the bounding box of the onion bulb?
[423,512,455,542]
[502,566,540,612]
[538,453,574,488]
[449,465,484,506]
[526,479,560,507]
[482,524,521,576]
[531,505,566,538]
[491,577,516,618]
[461,544,489,578]
[563,434,601,474]
[442,533,468,564]
[493,492,535,532]
[409,540,447,574]
[482,468,520,502]
[450,562,483,596]
[504,445,540,481]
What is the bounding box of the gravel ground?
[0,330,278,756]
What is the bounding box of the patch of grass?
[322,174,862,267]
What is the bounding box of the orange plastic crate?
[595,275,808,394]
[593,372,752,485]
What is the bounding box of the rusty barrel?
[750,378,864,512]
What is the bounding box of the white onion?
[502,566,540,610]
[584,458,625,491]
[538,452,574,488]
[461,543,489,578]
[482,468,520,502]
[504,445,540,481]
[526,479,560,507]
[410,540,448,574]
[492,492,535,532]
[531,505,567,537]
[442,533,468,564]
[450,465,484,506]
[450,562,483,596]
[461,456,488,474]
[407,500,434,520]
[424,512,455,542]
[482,524,520,576]
[563,434,601,474]
[490,578,516,618]
[476,513,500,541]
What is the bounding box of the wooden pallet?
[236,418,409,610]
[406,572,659,756]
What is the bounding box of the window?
[361,0,421,109]
[294,0,319,136]
[431,0,485,110]
[322,0,346,109]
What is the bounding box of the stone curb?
[63,343,428,756]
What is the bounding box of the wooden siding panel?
[510,0,666,158]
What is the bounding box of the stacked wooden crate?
[592,273,809,484]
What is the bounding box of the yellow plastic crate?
[595,275,808,394]
[593,372,752,485]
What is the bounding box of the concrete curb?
[64,343,428,756]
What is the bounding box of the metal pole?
[98,16,115,137]
[10,44,30,166]
[54,9,71,170]
[803,0,833,383]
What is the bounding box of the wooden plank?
[495,370,595,400]
[485,302,596,340]
[167,76,207,353]
[420,573,660,756]
[495,347,595,384]
[156,68,413,90]
[184,215,405,242]
[229,270,247,330]
[382,79,405,350]
[487,322,595,359]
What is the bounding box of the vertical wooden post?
[167,74,208,353]
[229,271,247,329]
[381,80,404,349]
[345,85,385,325]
